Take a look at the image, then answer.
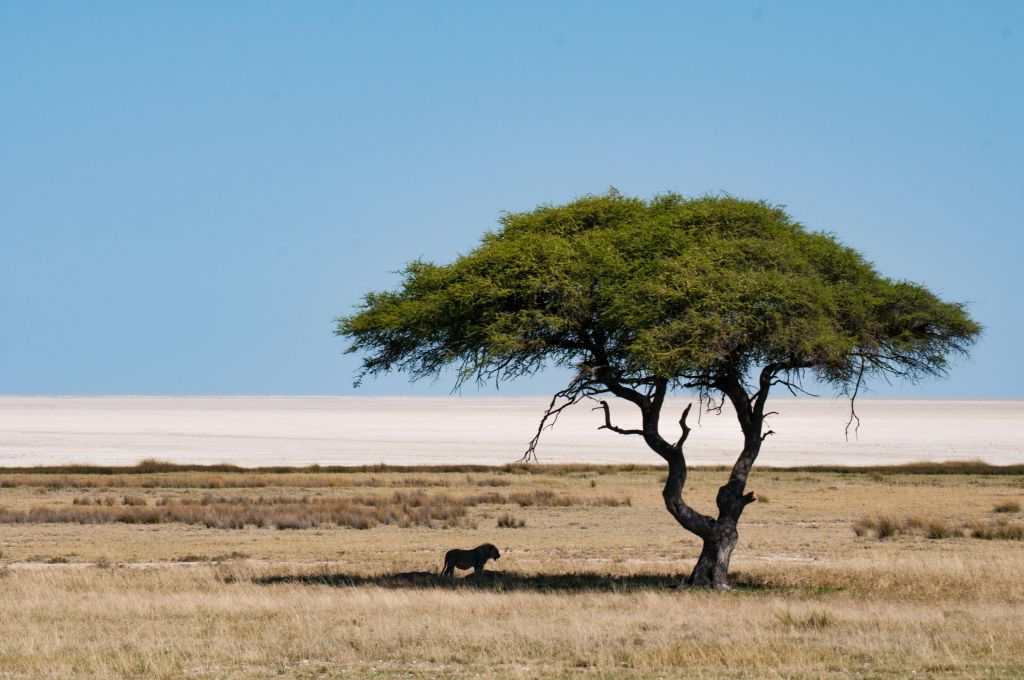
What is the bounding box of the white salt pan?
[0,396,1020,468]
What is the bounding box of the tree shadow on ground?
[254,570,788,593]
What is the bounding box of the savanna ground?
[1,461,1023,678]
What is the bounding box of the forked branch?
[594,400,645,436]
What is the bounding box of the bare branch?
[694,391,722,427]
[772,378,819,398]
[760,429,775,442]
[522,392,573,462]
[844,356,866,441]
[593,400,645,436]
[673,403,693,451]
[683,380,715,389]
[521,372,606,461]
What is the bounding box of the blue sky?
[1,1,1021,397]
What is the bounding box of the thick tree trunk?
[687,527,738,589]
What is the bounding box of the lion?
[441,543,501,577]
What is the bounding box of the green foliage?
[337,191,979,394]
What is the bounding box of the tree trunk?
[589,375,764,590]
[686,520,739,590]
[671,442,758,590]
[681,439,759,589]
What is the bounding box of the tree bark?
[687,527,738,589]
[684,472,755,589]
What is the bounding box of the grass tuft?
[968,518,1024,540]
[496,513,526,528]
[874,515,902,539]
[854,515,963,540]
[775,609,835,629]
[924,518,961,539]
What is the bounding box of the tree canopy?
[340,191,978,397]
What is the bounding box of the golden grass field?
[1,462,1023,678]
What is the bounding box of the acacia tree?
[337,191,979,589]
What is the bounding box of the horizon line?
[1,394,1021,401]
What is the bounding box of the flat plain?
[1,462,1023,678]
[2,396,1022,467]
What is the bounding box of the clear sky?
[1,1,1021,397]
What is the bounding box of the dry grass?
[0,491,475,530]
[994,499,1022,513]
[0,472,457,490]
[1,562,1023,679]
[496,512,526,528]
[0,458,659,485]
[2,458,1020,489]
[852,513,1024,541]
[968,518,1024,540]
[852,514,962,539]
[0,464,1022,678]
[922,518,961,539]
[0,489,629,530]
